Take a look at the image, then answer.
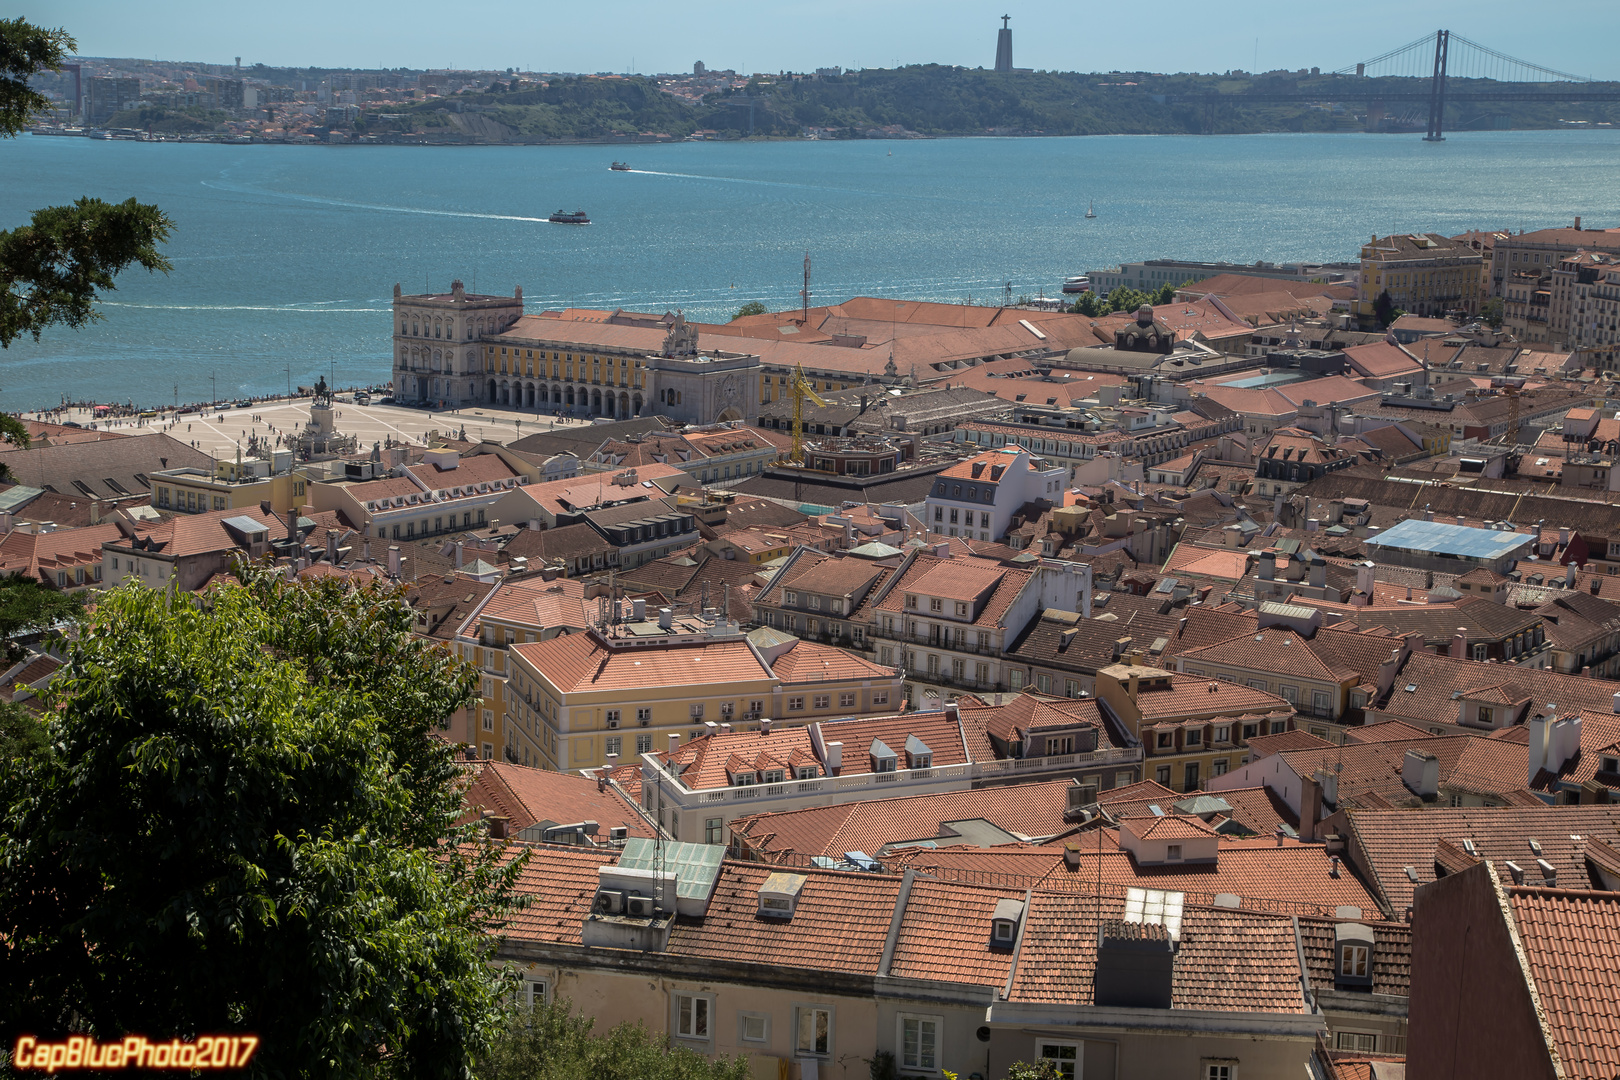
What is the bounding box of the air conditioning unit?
[607,718,619,729]
[639,717,650,727]
[609,826,628,841]
[594,889,624,914]
[625,894,656,918]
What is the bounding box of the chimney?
[455,542,464,569]
[1299,773,1321,841]
[1274,825,1286,847]
[1450,628,1467,659]
[760,717,772,735]
[387,545,401,578]
[668,733,680,754]
[825,740,843,774]
[658,607,673,630]
[1356,561,1374,597]
[1402,749,1440,799]
[1566,562,1577,588]
[1456,515,1465,527]
[1308,556,1326,588]
[632,598,647,620]
[1113,636,1133,661]
[1305,517,1319,533]
[325,529,337,563]
[1318,767,1339,808]
[1529,710,1552,780]
[1258,552,1275,581]
[720,722,731,734]
[1560,527,1570,546]
[485,814,509,840]
[1550,714,1583,775]
[596,771,607,793]
[1063,842,1082,869]
[1576,216,1583,231]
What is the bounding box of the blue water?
[3,130,1619,411]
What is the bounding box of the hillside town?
[7,220,1620,1077]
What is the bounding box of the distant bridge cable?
[1445,34,1592,83]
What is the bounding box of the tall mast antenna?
[801,251,811,325]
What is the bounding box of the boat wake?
[199,180,549,223]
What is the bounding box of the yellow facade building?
[151,458,310,516]
[1354,233,1484,321]
[507,615,902,772]
[1092,661,1294,794]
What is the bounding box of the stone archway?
[632,393,643,415]
[717,407,743,423]
[486,379,496,402]
[619,392,630,417]
[565,386,575,407]
[591,388,602,415]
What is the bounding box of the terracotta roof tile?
[770,639,897,684]
[731,780,1077,861]
[465,760,656,838]
[1008,894,1307,1011]
[667,862,900,974]
[513,632,772,695]
[886,876,1024,987]
[1345,805,1620,916]
[1506,886,1620,1078]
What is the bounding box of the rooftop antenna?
[801,251,811,325]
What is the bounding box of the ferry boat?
[1061,276,1091,295]
[609,161,630,171]
[548,209,591,225]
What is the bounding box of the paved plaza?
[32,399,608,461]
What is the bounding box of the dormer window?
[955,602,969,617]
[732,772,756,787]
[871,738,898,772]
[905,734,933,770]
[1603,756,1620,774]
[763,769,785,784]
[929,598,943,612]
[758,872,807,919]
[1335,923,1375,987]
[905,594,918,609]
[1167,844,1183,862]
[797,765,819,780]
[990,897,1025,949]
[784,590,798,605]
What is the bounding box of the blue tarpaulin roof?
[1364,519,1532,560]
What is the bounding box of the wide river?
[2,130,1618,411]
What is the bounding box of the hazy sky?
[21,0,1620,79]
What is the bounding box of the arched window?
[400,320,407,334]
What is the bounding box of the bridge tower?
[1424,29,1450,142]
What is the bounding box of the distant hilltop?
[29,59,1620,142]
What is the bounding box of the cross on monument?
[1001,14,1010,27]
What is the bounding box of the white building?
[923,446,1067,543]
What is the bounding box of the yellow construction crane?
[784,363,827,466]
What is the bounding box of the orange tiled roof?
[1345,805,1620,916]
[1007,893,1308,1011]
[513,633,772,695]
[887,876,1025,987]
[667,862,901,975]
[731,780,1077,861]
[465,760,656,838]
[1506,885,1620,1078]
[769,639,896,684]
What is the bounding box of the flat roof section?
[1364,519,1533,561]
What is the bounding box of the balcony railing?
[684,746,1141,807]
[869,625,999,654]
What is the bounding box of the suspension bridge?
[1175,30,1620,139]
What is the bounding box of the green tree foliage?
[1373,289,1397,328]
[481,998,751,1080]
[0,19,173,348]
[0,697,47,766]
[0,571,82,660]
[0,570,526,1079]
[1481,296,1505,329]
[732,300,768,321]
[1072,291,1102,317]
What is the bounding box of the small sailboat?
[1085,200,1097,219]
